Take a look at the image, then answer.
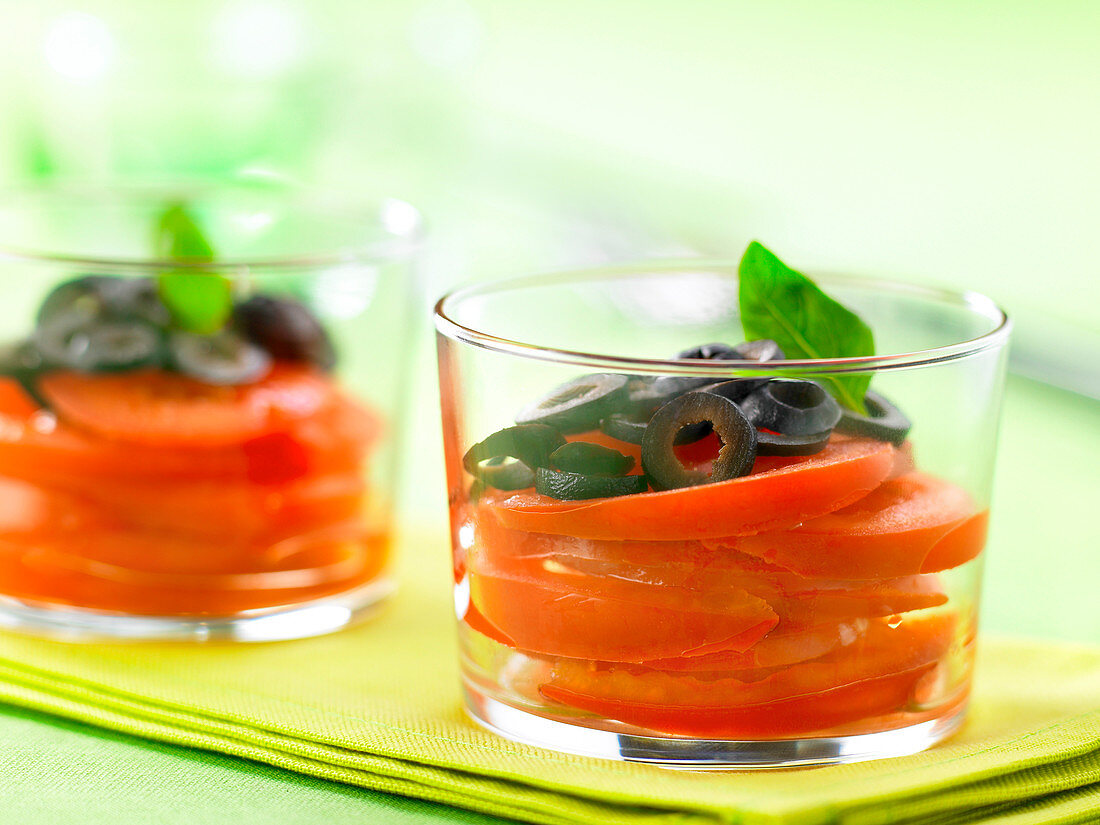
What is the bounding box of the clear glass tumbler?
[0,182,420,641]
[435,261,1010,767]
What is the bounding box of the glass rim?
[0,180,423,272]
[434,259,1012,375]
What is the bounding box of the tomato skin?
[538,613,956,737]
[0,524,390,615]
[38,364,335,448]
[468,516,947,628]
[637,620,865,672]
[483,438,896,541]
[734,473,987,579]
[540,665,939,738]
[41,472,367,543]
[0,380,40,419]
[470,571,778,662]
[0,389,376,485]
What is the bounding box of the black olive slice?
[479,456,536,491]
[110,278,172,326]
[675,342,739,360]
[516,373,629,433]
[623,375,715,419]
[675,340,785,363]
[756,429,831,456]
[169,330,272,385]
[731,339,785,362]
[700,378,760,404]
[641,392,757,490]
[235,295,336,370]
[549,441,634,476]
[0,341,43,376]
[624,339,787,420]
[600,412,710,446]
[599,413,648,445]
[35,317,164,373]
[462,424,567,478]
[740,379,841,436]
[534,467,648,500]
[37,276,170,328]
[36,277,106,327]
[835,391,912,445]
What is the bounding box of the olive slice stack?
[465,338,912,501]
[8,272,342,397]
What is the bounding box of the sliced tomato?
[735,472,987,579]
[757,574,947,626]
[0,379,40,419]
[469,569,777,662]
[0,386,376,486]
[38,363,335,448]
[41,471,367,543]
[469,514,946,623]
[0,476,107,536]
[0,522,390,615]
[639,619,866,672]
[539,612,955,737]
[482,438,895,541]
[540,665,939,738]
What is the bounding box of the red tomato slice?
[639,619,866,672]
[0,522,389,615]
[41,471,367,543]
[469,570,778,663]
[38,363,335,447]
[469,514,946,624]
[0,379,40,419]
[735,472,987,579]
[483,438,895,541]
[0,391,378,485]
[539,612,955,737]
[0,476,106,536]
[540,664,939,738]
[757,574,948,626]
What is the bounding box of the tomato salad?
[0,212,387,617]
[452,285,986,740]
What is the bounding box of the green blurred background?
[0,0,1096,642]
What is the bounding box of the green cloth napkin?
[0,530,1096,825]
[0,705,512,825]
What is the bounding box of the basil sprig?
[154,203,232,335]
[738,241,874,413]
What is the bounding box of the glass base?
[0,578,394,642]
[463,682,968,768]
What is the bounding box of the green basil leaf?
[155,203,215,262]
[154,203,231,334]
[157,272,233,335]
[738,241,874,413]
